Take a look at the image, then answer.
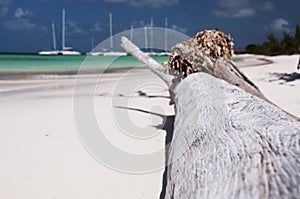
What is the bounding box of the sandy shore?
[0,67,174,199]
[0,54,299,198]
[237,54,300,117]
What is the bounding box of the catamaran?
[87,37,103,56]
[38,23,59,55]
[146,17,170,56]
[102,12,127,56]
[39,9,80,55]
[59,9,81,55]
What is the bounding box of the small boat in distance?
[59,9,81,55]
[102,51,127,56]
[39,9,81,56]
[38,23,59,55]
[101,12,127,56]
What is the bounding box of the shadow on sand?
[137,91,170,99]
[114,106,174,199]
[270,72,300,84]
[97,90,169,99]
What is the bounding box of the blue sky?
[0,0,299,52]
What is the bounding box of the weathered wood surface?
[165,73,300,199]
[120,35,300,198]
[121,34,264,101]
[166,29,266,103]
[165,30,300,122]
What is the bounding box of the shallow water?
[0,54,169,75]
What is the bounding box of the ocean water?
[0,54,169,75]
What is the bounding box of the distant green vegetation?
[245,25,300,55]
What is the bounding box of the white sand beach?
[0,54,299,199]
[237,54,300,117]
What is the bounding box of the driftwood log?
[120,30,300,198]
[165,73,300,198]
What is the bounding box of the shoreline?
[0,54,284,80]
[0,66,147,80]
[233,54,274,68]
[0,67,152,97]
[0,54,299,198]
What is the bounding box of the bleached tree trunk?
[121,36,300,199]
[163,72,300,198]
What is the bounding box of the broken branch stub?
[120,30,266,105]
[167,29,266,102]
[121,30,300,198]
[121,30,298,121]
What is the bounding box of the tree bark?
[164,73,300,199]
[120,36,300,198]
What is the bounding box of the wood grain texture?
[120,35,300,198]
[165,72,300,199]
[168,35,266,101]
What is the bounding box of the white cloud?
[269,18,290,33]
[66,21,84,34]
[213,8,255,18]
[103,0,179,8]
[170,24,187,33]
[262,2,274,11]
[40,25,48,32]
[217,0,249,9]
[213,0,274,18]
[91,22,103,32]
[3,7,35,31]
[133,20,146,27]
[3,18,35,31]
[131,20,152,28]
[130,20,187,33]
[14,7,32,19]
[64,0,179,7]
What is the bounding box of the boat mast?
[144,26,148,51]
[150,17,153,53]
[52,23,57,51]
[165,17,168,52]
[109,12,113,50]
[91,37,94,50]
[130,25,134,42]
[62,9,65,51]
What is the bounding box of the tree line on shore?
[245,25,300,55]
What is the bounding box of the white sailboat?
[130,25,134,42]
[58,9,81,55]
[87,37,104,56]
[103,12,127,56]
[152,17,170,56]
[38,23,59,55]
[159,17,170,56]
[144,25,148,52]
[146,17,170,56]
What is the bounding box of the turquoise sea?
[0,54,169,75]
